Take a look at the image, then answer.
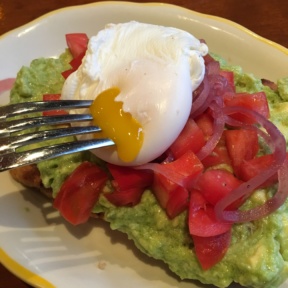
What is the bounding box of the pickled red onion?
[191,72,233,119]
[190,75,210,118]
[197,100,225,160]
[215,106,287,222]
[220,159,288,222]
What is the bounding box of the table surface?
[0,0,288,287]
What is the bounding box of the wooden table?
[0,0,287,287]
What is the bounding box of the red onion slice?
[215,106,287,222]
[220,159,288,222]
[191,75,223,119]
[206,60,220,76]
[190,75,210,118]
[197,100,225,160]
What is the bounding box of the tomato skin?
[54,162,108,225]
[192,230,231,270]
[168,118,206,158]
[189,190,232,237]
[224,92,270,124]
[107,164,153,190]
[195,169,244,209]
[225,129,259,176]
[65,33,89,59]
[42,94,68,116]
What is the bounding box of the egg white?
[61,21,208,166]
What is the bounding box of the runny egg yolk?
[90,87,144,163]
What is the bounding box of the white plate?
[0,2,288,288]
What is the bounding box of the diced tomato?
[225,129,259,176]
[107,164,153,190]
[54,162,108,225]
[219,70,235,91]
[159,150,204,189]
[202,145,232,168]
[168,118,206,158]
[166,186,189,218]
[104,187,144,206]
[171,151,204,189]
[43,94,61,101]
[62,33,89,79]
[195,169,244,209]
[69,51,86,69]
[62,51,86,79]
[151,151,203,214]
[42,94,68,116]
[195,112,214,139]
[65,33,89,59]
[237,154,282,188]
[61,69,73,80]
[152,172,178,209]
[189,190,232,237]
[224,92,270,124]
[104,164,153,207]
[201,135,232,168]
[192,230,231,270]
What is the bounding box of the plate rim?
[1,1,287,56]
[1,1,288,288]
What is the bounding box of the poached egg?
[61,21,208,166]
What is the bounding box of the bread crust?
[9,164,53,199]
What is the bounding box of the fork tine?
[0,125,102,153]
[0,113,93,137]
[0,100,116,171]
[0,138,114,172]
[0,100,93,120]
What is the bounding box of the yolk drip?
[90,87,143,163]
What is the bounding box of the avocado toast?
[6,31,288,288]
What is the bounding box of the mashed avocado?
[9,50,288,288]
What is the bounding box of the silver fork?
[0,100,114,172]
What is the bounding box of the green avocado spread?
[9,50,288,288]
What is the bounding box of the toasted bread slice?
[9,165,53,199]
